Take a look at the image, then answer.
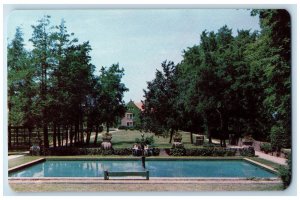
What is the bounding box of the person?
[132,144,138,156]
[144,145,149,156]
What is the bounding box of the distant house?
[120,100,143,127]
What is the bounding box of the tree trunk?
[207,124,212,144]
[70,125,73,146]
[53,123,57,148]
[57,125,61,147]
[190,132,194,144]
[80,121,84,144]
[65,125,69,147]
[86,125,91,145]
[94,125,99,145]
[43,124,49,148]
[23,128,26,145]
[106,122,109,133]
[74,122,78,145]
[28,127,32,146]
[169,129,174,144]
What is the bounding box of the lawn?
[8,156,43,169]
[108,129,209,148]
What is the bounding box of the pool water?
[9,160,277,178]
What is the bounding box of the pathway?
[159,149,169,156]
[8,151,29,160]
[255,150,287,165]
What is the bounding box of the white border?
[1,0,299,199]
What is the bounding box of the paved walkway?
[8,151,29,160]
[255,151,287,165]
[159,149,169,156]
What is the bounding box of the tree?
[29,15,55,148]
[249,9,291,147]
[97,64,128,134]
[142,61,180,143]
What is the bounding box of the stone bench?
[104,170,149,180]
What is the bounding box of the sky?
[6,9,261,103]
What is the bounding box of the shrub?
[212,148,227,156]
[278,153,292,189]
[151,148,160,156]
[260,143,272,154]
[145,135,155,145]
[102,149,114,155]
[239,147,255,157]
[270,123,289,152]
[225,148,237,156]
[135,135,155,146]
[129,127,136,131]
[113,148,132,155]
[184,148,236,157]
[118,126,128,130]
[170,147,186,156]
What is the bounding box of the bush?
[102,149,113,155]
[170,147,186,156]
[118,126,128,130]
[278,153,292,189]
[151,148,160,156]
[145,135,155,145]
[260,143,272,153]
[270,123,289,152]
[135,135,155,146]
[239,147,255,157]
[129,127,136,131]
[184,148,236,157]
[113,148,132,156]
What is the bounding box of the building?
[120,100,143,127]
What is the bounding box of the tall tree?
[142,61,180,143]
[249,9,291,149]
[29,15,55,148]
[8,27,36,128]
[98,64,128,134]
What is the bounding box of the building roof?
[134,102,143,111]
[127,100,143,111]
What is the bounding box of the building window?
[127,122,133,127]
[127,113,133,119]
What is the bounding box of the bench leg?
[104,171,109,180]
[146,171,149,180]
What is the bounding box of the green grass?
[108,130,208,148]
[8,156,43,169]
[247,157,283,170]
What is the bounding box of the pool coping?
[8,158,46,173]
[243,158,278,174]
[8,157,279,181]
[8,177,281,185]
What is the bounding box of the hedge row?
[167,147,255,157]
[44,147,160,156]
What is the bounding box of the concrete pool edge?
[243,158,278,174]
[8,158,46,173]
[8,177,281,184]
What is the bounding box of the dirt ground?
[8,179,283,192]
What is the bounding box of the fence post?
[8,125,11,149]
